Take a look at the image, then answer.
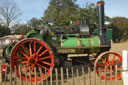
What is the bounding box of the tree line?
[0,0,128,42]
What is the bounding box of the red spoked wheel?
[94,51,122,80]
[11,38,54,82]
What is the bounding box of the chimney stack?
[97,1,105,35]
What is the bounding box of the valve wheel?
[94,51,122,80]
[11,38,54,82]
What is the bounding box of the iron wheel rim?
[95,52,122,80]
[11,38,54,82]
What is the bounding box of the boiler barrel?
[59,36,105,53]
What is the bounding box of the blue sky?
[0,0,128,23]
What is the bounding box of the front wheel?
[94,51,122,80]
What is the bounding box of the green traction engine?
[2,1,122,82]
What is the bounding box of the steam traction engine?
[2,1,122,82]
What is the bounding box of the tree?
[0,24,10,37]
[111,17,128,41]
[27,18,42,27]
[43,0,78,26]
[0,1,21,28]
[43,0,112,33]
[11,23,31,35]
[77,2,97,33]
[43,0,99,32]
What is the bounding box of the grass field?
[110,41,128,56]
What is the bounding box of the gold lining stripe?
[91,37,94,53]
[97,36,101,52]
[77,37,81,53]
[77,37,81,47]
[61,40,63,47]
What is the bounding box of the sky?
[0,0,128,23]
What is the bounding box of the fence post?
[10,65,12,85]
[122,50,128,85]
[61,67,64,85]
[66,68,69,80]
[94,66,96,85]
[50,68,52,85]
[99,68,101,85]
[34,67,37,85]
[4,65,7,85]
[19,66,23,85]
[55,68,58,85]
[76,69,80,85]
[71,67,74,85]
[23,67,27,85]
[29,67,32,85]
[88,67,91,85]
[0,65,2,84]
[82,67,86,85]
[39,68,43,85]
[115,65,118,85]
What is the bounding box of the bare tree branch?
[0,1,21,28]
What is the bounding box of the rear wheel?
[11,38,54,82]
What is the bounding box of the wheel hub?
[29,59,35,64]
[107,64,112,69]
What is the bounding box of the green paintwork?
[62,35,100,53]
[5,27,111,57]
[93,36,100,52]
[63,38,78,47]
[93,29,112,40]
[45,32,58,41]
[24,29,43,40]
[6,44,12,57]
[5,29,43,58]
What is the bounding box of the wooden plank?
[82,67,86,85]
[34,67,37,85]
[110,65,112,85]
[10,65,12,85]
[94,66,96,85]
[55,68,58,85]
[88,67,91,85]
[39,68,43,85]
[29,67,32,85]
[45,68,48,85]
[50,68,52,85]
[104,66,106,85]
[66,67,69,85]
[99,68,101,85]
[61,67,64,85]
[19,66,23,85]
[76,69,80,85]
[71,67,74,85]
[115,65,118,85]
[0,65,2,85]
[24,67,27,85]
[14,66,17,85]
[4,65,7,85]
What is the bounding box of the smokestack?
[97,1,105,35]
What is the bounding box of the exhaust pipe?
[97,1,106,35]
[96,1,111,50]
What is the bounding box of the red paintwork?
[95,52,122,80]
[10,39,54,82]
